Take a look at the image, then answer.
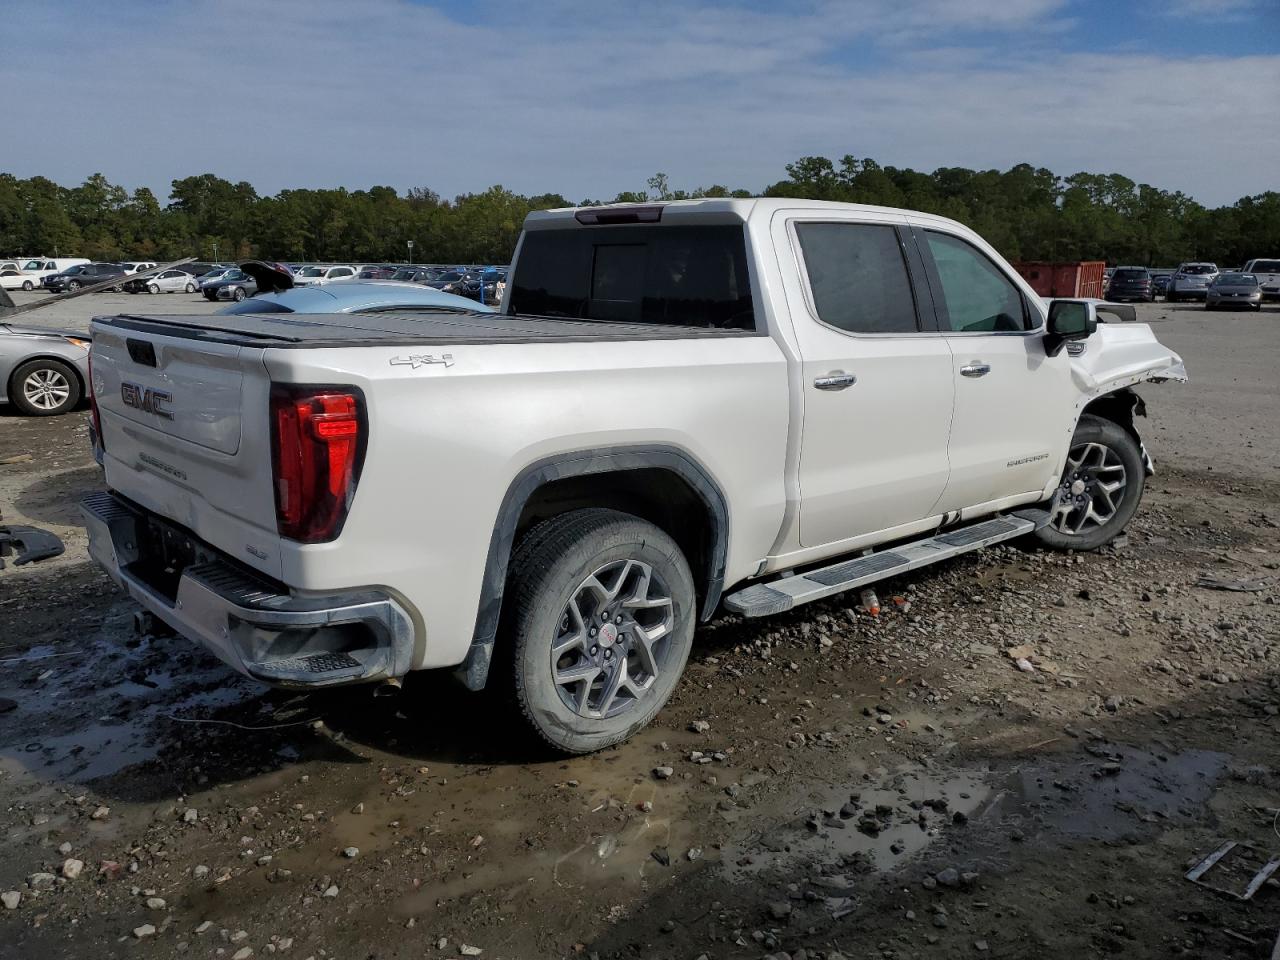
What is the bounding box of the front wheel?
[502,508,696,754]
[22,280,33,291]
[1035,414,1145,552]
[67,281,80,293]
[10,358,82,416]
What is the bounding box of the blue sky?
[4,0,1277,206]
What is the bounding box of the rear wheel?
[502,508,696,754]
[232,286,246,301]
[1035,414,1145,552]
[21,280,33,291]
[184,282,196,293]
[10,358,81,416]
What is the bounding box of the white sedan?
[142,269,198,294]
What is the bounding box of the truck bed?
[96,309,764,348]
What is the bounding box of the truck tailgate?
[90,323,283,579]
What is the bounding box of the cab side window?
[923,231,1030,332]
[795,222,920,334]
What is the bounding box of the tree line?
[1,161,1275,268]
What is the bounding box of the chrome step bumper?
[80,491,414,687]
[724,511,1047,618]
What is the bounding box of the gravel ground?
[1,300,1278,960]
[3,287,220,334]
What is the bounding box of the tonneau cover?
[92,309,760,347]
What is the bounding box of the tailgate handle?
[127,339,157,367]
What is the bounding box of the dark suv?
[1105,267,1155,303]
[43,262,128,293]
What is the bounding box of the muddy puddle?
[718,741,1230,886]
[0,618,262,783]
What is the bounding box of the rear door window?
[508,224,755,329]
[922,231,1031,332]
[794,222,920,334]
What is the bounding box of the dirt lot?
[1,300,1278,960]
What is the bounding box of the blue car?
[218,264,493,315]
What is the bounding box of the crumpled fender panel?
[1070,322,1187,399]
[1063,322,1186,478]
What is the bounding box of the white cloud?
[1,0,1275,207]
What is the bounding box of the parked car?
[389,266,436,284]
[120,261,158,275]
[197,266,241,290]
[80,198,1186,754]
[460,268,506,303]
[1205,272,1262,311]
[3,258,89,290]
[221,280,493,316]
[1151,273,1172,296]
[1104,267,1155,303]
[43,262,127,293]
[427,270,467,294]
[201,269,258,302]
[199,267,257,300]
[0,321,90,415]
[0,261,19,273]
[1241,258,1280,301]
[0,269,29,291]
[356,266,398,280]
[124,269,199,295]
[292,264,357,287]
[1166,262,1219,302]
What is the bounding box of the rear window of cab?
[507,225,756,330]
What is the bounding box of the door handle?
[959,362,991,378]
[814,371,857,391]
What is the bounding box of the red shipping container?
[1012,261,1106,299]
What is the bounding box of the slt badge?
[390,353,454,370]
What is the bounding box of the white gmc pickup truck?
[81,199,1186,753]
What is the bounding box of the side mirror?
[1045,300,1097,357]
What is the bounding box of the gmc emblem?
[121,382,174,421]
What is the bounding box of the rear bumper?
[80,491,414,688]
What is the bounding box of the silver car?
[1205,273,1263,311]
[1167,262,1218,302]
[0,323,90,416]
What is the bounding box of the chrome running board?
[724,510,1049,618]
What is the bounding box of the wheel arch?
[1079,387,1153,474]
[457,445,729,691]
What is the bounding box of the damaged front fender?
[1070,321,1188,397]
[1069,321,1187,477]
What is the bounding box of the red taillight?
[269,386,366,543]
[87,354,104,452]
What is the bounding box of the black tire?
[502,508,696,754]
[184,282,196,293]
[9,358,82,416]
[148,282,160,294]
[1034,414,1145,552]
[21,280,33,291]
[67,280,80,293]
[232,286,246,301]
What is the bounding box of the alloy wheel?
[551,559,675,720]
[1051,441,1128,534]
[22,368,72,411]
